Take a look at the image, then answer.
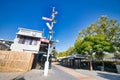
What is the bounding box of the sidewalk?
[0,72,24,80]
[54,64,120,80]
[14,66,79,80]
[75,69,120,80]
[54,64,96,80]
[14,64,97,80]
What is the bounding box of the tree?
[58,51,67,57]
[93,35,114,71]
[66,46,76,55]
[78,16,120,49]
[75,36,95,71]
[74,34,114,71]
[58,46,76,58]
[74,36,83,54]
[52,49,58,59]
[76,15,120,56]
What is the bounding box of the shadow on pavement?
[13,77,25,80]
[97,72,120,80]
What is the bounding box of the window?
[32,40,37,45]
[18,36,39,45]
[24,38,30,45]
[18,37,24,44]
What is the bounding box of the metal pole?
[44,7,57,76]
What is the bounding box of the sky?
[0,0,120,52]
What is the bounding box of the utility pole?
[42,7,58,76]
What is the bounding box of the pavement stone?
[54,64,120,80]
[0,72,24,80]
[75,69,120,80]
[54,64,96,80]
[14,66,79,80]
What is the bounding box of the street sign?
[43,7,58,76]
[42,17,52,21]
[46,22,52,30]
[40,38,49,43]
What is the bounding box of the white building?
[10,28,44,54]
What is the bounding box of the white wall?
[17,28,42,38]
[11,43,40,54]
[10,28,43,54]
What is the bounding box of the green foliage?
[75,34,114,59]
[74,16,120,70]
[74,36,83,54]
[58,46,75,57]
[78,16,120,48]
[58,51,67,57]
[51,49,58,58]
[75,16,119,56]
[66,46,75,55]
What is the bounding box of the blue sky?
[0,0,120,52]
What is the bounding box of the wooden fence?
[0,51,34,72]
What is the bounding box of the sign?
[46,22,52,30]
[42,17,52,21]
[40,38,49,43]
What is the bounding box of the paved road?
[54,64,96,80]
[0,64,120,80]
[0,72,24,80]
[14,66,79,80]
[75,69,120,80]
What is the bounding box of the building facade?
[11,28,44,54]
[10,28,50,69]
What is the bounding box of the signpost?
[42,7,58,76]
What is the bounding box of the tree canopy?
[58,46,75,57]
[74,16,119,70]
[76,16,120,54]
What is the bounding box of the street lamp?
[42,7,58,76]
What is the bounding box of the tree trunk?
[90,60,93,71]
[89,56,93,71]
[102,59,104,71]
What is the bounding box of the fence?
[0,50,34,72]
